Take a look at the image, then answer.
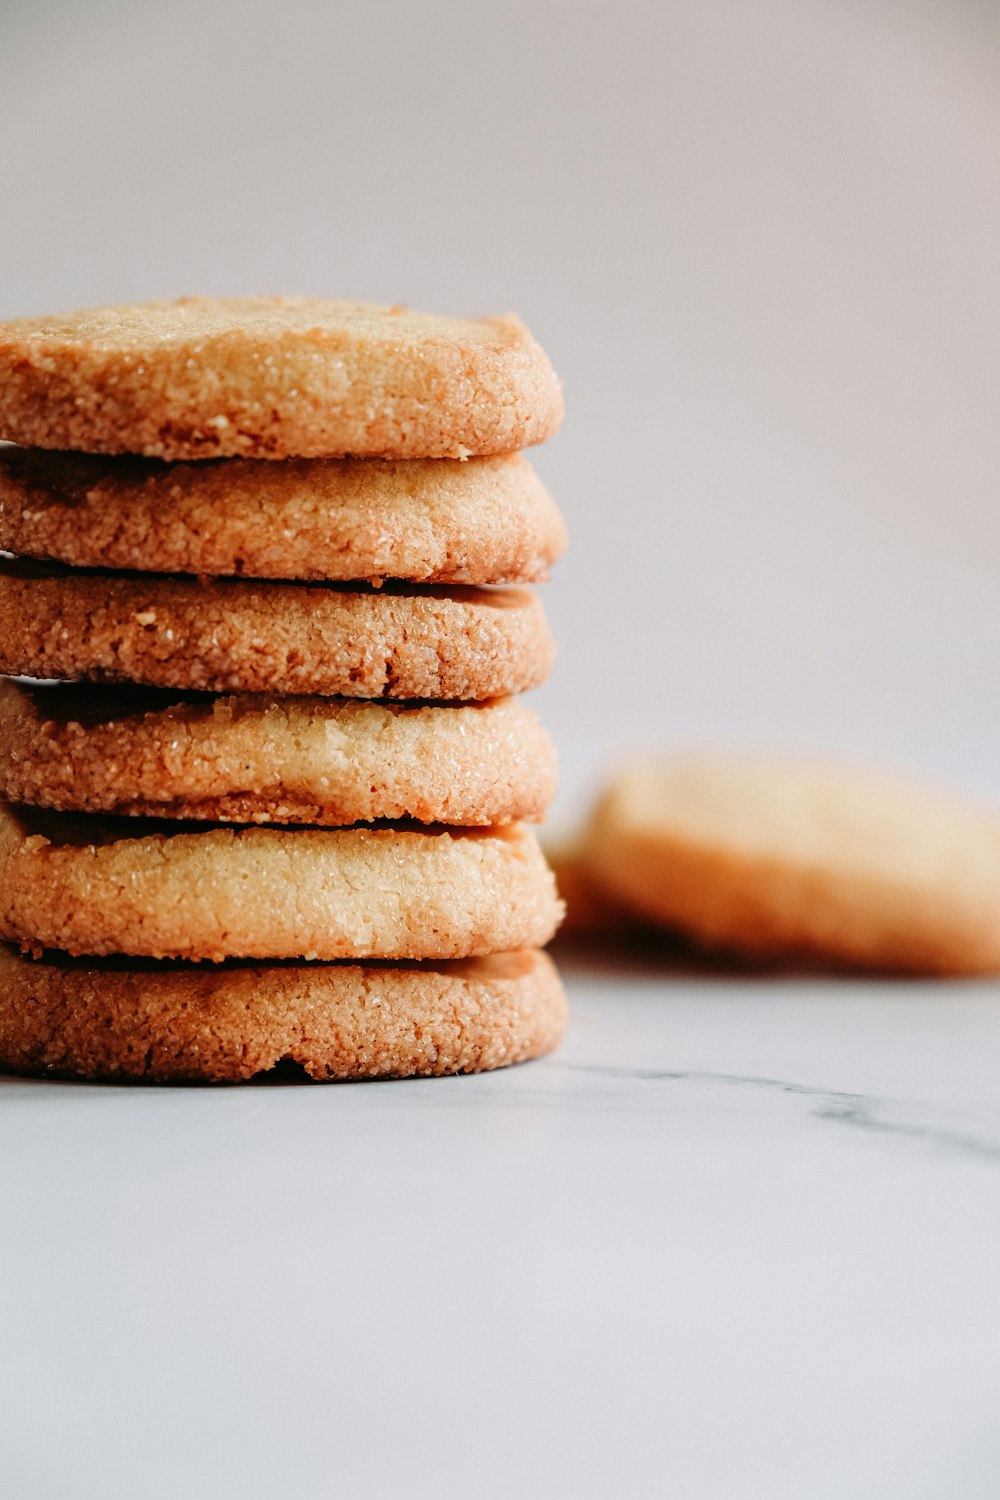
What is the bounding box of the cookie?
[545,840,636,939]
[0,562,553,699]
[583,756,1000,974]
[0,297,563,460]
[0,448,567,585]
[0,681,557,826]
[0,945,567,1083]
[0,805,564,961]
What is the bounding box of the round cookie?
[0,297,564,460]
[0,562,553,700]
[0,946,568,1083]
[0,681,557,826]
[583,756,1000,975]
[0,448,567,584]
[0,805,564,961]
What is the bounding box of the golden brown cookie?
[0,945,567,1083]
[0,805,564,961]
[582,756,1000,975]
[545,839,636,940]
[0,562,553,699]
[0,448,567,584]
[0,297,563,460]
[0,681,557,826]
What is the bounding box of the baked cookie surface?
[0,448,567,584]
[545,839,636,940]
[583,756,1000,974]
[0,297,564,460]
[0,946,567,1083]
[0,562,553,699]
[0,806,564,961]
[0,682,557,826]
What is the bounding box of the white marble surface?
[4,956,1000,1500]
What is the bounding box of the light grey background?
[3,0,1000,822]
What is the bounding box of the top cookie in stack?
[0,297,564,461]
[0,297,568,1084]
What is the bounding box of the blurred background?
[3,0,999,824]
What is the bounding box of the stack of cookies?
[0,297,568,1082]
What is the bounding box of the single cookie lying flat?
[0,946,567,1083]
[0,806,564,961]
[0,448,567,584]
[0,562,553,699]
[0,682,557,826]
[583,756,1000,974]
[0,297,564,460]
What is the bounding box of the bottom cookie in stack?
[0,947,566,1084]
